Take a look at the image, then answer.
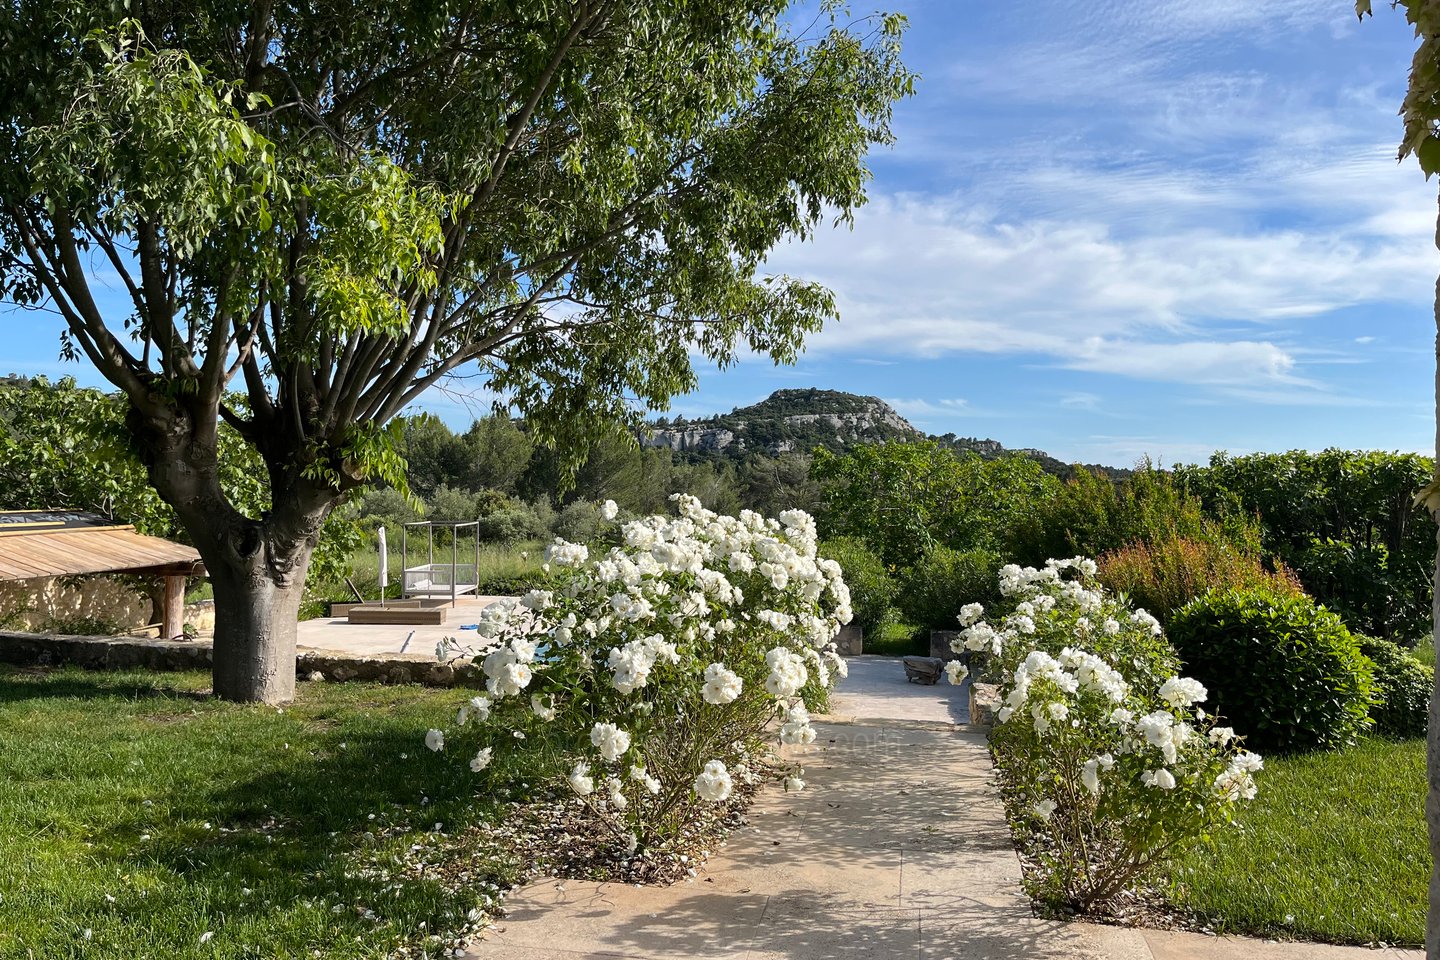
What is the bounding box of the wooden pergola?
[0,510,205,640]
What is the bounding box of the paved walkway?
[467,658,1422,960]
[295,595,508,657]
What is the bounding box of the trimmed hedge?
[1357,635,1431,740]
[1167,588,1375,753]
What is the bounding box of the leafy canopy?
[0,2,914,505]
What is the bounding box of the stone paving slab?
[468,715,1423,960]
[825,655,969,726]
[295,594,509,657]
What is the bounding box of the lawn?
[864,619,928,657]
[1171,736,1427,947]
[0,665,552,960]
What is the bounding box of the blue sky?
[4,2,1436,467]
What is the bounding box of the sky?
[3,2,1436,467]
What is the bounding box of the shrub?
[1287,537,1421,642]
[1009,465,1261,568]
[969,559,1260,912]
[476,507,548,544]
[899,546,1002,632]
[1166,589,1375,753]
[1097,536,1303,622]
[428,497,852,855]
[1357,635,1431,740]
[552,500,609,543]
[818,537,898,636]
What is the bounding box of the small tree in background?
[0,2,912,702]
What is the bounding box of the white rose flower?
[590,722,632,761]
[424,729,445,752]
[469,747,493,773]
[944,661,969,685]
[1032,798,1057,820]
[693,760,734,802]
[701,662,743,705]
[568,761,594,796]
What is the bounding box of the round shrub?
[1166,588,1374,753]
[818,537,897,637]
[476,507,548,544]
[1356,635,1431,740]
[899,546,1002,631]
[553,500,606,543]
[428,497,850,856]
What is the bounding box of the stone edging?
[0,631,480,687]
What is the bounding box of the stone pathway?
[295,595,508,658]
[466,658,1422,960]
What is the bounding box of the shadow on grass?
[0,665,212,705]
[0,665,535,952]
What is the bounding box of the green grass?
[0,665,552,959]
[1171,736,1426,947]
[863,619,928,657]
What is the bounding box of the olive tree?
[0,1,911,702]
[1359,1,1440,952]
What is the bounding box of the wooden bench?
[347,605,448,626]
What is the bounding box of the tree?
[0,2,912,702]
[812,441,1057,568]
[1358,2,1440,951]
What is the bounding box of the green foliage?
[1167,589,1376,753]
[476,508,549,545]
[0,377,354,592]
[1176,450,1434,639]
[45,613,124,636]
[1356,635,1432,740]
[1013,464,1259,567]
[898,547,1002,632]
[427,485,490,524]
[813,440,1058,568]
[552,500,608,544]
[354,487,423,532]
[817,537,898,636]
[0,376,260,538]
[1097,536,1305,622]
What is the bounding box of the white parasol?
[377,526,388,604]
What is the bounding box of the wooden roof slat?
[0,514,203,581]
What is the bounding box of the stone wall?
[0,631,479,688]
[0,575,153,633]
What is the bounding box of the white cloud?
[766,171,1434,401]
[884,397,973,417]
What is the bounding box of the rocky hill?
[645,389,920,455]
[643,388,1116,476]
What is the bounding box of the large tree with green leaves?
[1359,1,1440,952]
[0,1,911,702]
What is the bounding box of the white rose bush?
[960,559,1263,911]
[427,495,850,857]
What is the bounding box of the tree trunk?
[127,402,334,704]
[1429,185,1440,960]
[209,553,308,703]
